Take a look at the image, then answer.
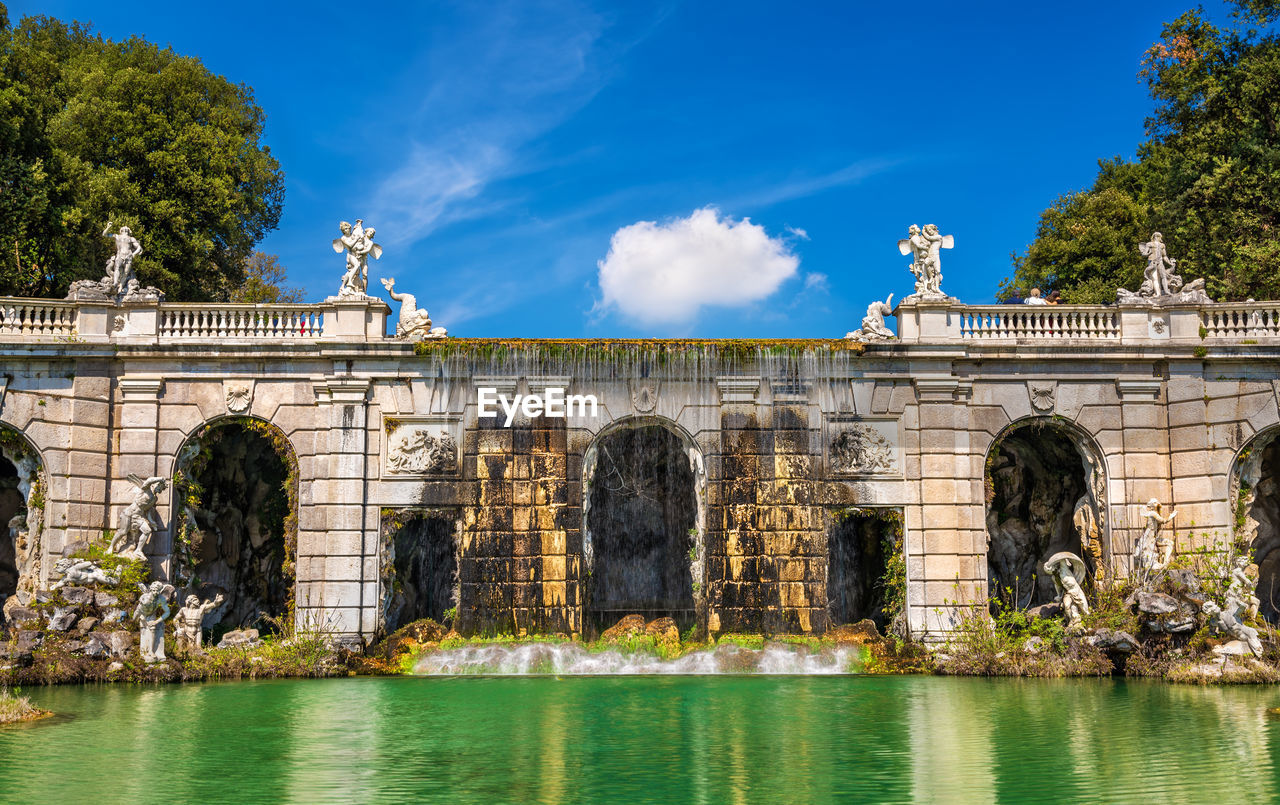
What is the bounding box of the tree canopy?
[0,7,285,300]
[1003,1,1280,303]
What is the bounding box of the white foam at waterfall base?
[413,642,867,675]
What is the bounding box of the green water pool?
[4,675,1280,803]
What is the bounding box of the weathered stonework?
[2,296,1280,644]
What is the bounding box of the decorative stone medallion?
[631,381,658,413]
[224,382,253,413]
[384,417,460,475]
[1027,381,1056,413]
[826,417,900,476]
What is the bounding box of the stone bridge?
[2,293,1279,643]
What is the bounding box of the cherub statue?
[898,224,953,298]
[173,592,226,656]
[51,557,119,589]
[381,277,447,340]
[1202,600,1263,657]
[1044,552,1091,630]
[111,475,168,561]
[1225,555,1261,622]
[103,221,143,296]
[845,293,895,340]
[1134,499,1177,580]
[133,581,175,664]
[333,219,382,297]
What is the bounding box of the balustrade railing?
[159,305,324,339]
[1200,303,1280,339]
[958,306,1120,340]
[0,300,77,337]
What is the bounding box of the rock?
[108,661,124,672]
[105,631,134,658]
[1156,568,1202,595]
[75,617,100,635]
[1085,628,1140,653]
[14,630,42,656]
[600,614,647,643]
[1025,602,1063,621]
[1136,591,1180,615]
[1212,640,1251,657]
[61,586,95,605]
[1023,636,1045,654]
[34,589,52,604]
[64,639,87,655]
[828,619,881,645]
[217,628,261,649]
[644,617,681,652]
[442,630,461,642]
[4,606,40,627]
[48,606,78,631]
[84,634,113,658]
[102,608,127,624]
[1146,613,1197,634]
[95,592,119,608]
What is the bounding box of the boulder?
[34,589,52,604]
[1136,591,1180,615]
[84,634,113,658]
[75,617,101,635]
[64,639,87,655]
[1025,602,1063,621]
[217,628,261,650]
[102,608,127,624]
[105,631,134,658]
[95,592,119,608]
[828,620,882,645]
[48,606,78,631]
[1023,636,1045,654]
[4,606,40,628]
[600,614,646,643]
[644,617,681,652]
[14,630,42,656]
[1085,628,1140,653]
[61,586,95,606]
[1212,640,1251,657]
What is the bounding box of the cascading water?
[412,641,868,675]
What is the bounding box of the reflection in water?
[5,677,1280,804]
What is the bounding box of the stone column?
[307,376,374,645]
[1113,378,1170,570]
[114,375,165,572]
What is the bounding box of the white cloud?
[787,226,810,240]
[596,207,800,326]
[803,272,829,292]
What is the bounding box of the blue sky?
[12,1,1225,337]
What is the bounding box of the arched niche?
[0,425,46,616]
[983,417,1109,609]
[1231,427,1280,622]
[582,416,706,633]
[171,416,299,634]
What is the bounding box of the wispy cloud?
[367,1,611,247]
[722,157,906,211]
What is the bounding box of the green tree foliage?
[1004,1,1280,303]
[230,251,304,304]
[0,8,284,300]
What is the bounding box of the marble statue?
[50,557,118,590]
[1117,232,1213,305]
[1202,600,1263,657]
[898,224,952,300]
[333,219,382,298]
[845,293,895,341]
[65,222,163,302]
[1226,555,1261,622]
[1134,498,1177,579]
[103,221,143,296]
[1072,494,1104,581]
[173,592,225,656]
[1044,552,1090,629]
[110,475,168,562]
[381,277,447,340]
[133,581,174,664]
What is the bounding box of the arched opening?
[583,419,704,633]
[0,427,44,623]
[984,419,1107,609]
[380,510,459,631]
[1233,430,1280,622]
[173,417,297,636]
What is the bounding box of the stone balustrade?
[958,305,1120,340]
[1200,302,1280,340]
[0,299,78,338]
[159,304,325,340]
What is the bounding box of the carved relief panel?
[825,416,901,477]
[382,415,461,476]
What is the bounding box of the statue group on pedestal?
[66,222,165,302]
[330,218,449,340]
[1117,232,1212,305]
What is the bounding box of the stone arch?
[581,415,706,632]
[1230,426,1280,621]
[0,423,46,614]
[983,416,1110,609]
[170,415,299,634]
